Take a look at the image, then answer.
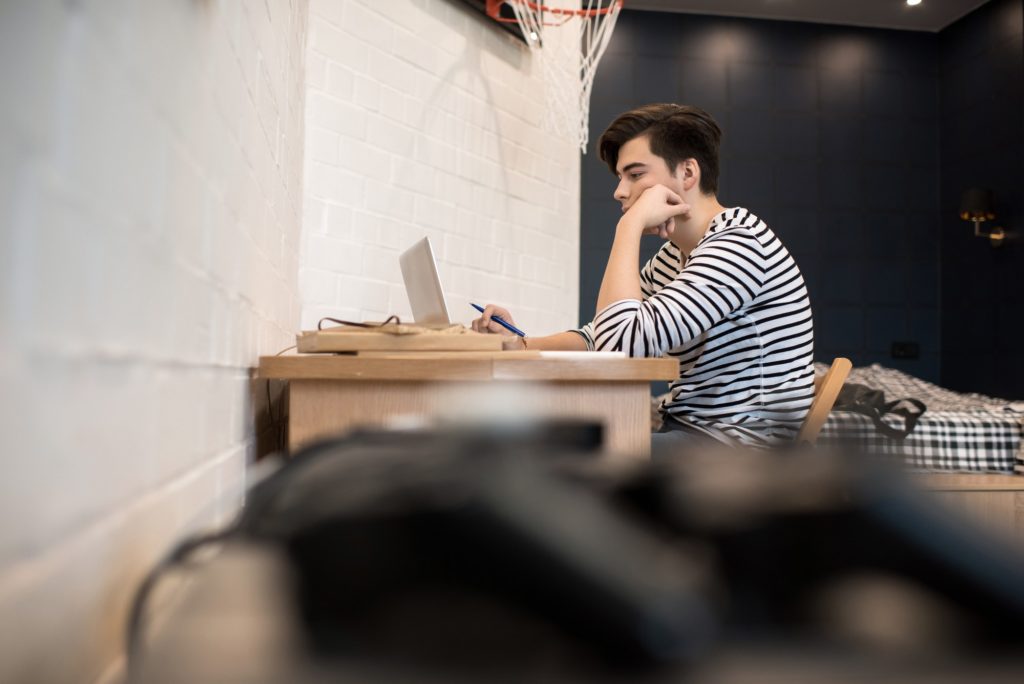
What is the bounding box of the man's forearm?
[522,331,589,351]
[596,217,644,312]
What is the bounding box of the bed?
[653,363,1024,543]
[815,363,1024,545]
[815,363,1024,475]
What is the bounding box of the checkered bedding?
[816,363,1024,474]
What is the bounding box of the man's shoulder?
[712,207,768,234]
[704,208,781,250]
[701,219,765,248]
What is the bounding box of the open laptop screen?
[399,237,451,325]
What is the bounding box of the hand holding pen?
[470,303,527,337]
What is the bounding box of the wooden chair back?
[797,357,852,445]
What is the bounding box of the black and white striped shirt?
[576,207,815,446]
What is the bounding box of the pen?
[470,303,527,337]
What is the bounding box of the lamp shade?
[960,188,995,220]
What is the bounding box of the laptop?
[399,237,451,325]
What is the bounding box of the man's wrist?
[616,215,644,236]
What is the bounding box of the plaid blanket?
[816,363,1024,474]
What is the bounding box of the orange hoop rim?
[486,0,623,25]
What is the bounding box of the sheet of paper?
[537,351,627,359]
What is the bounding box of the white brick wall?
[300,0,581,333]
[0,1,308,682]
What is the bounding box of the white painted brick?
[421,104,455,139]
[366,115,416,157]
[388,282,414,318]
[378,85,405,122]
[495,249,517,279]
[308,125,340,164]
[434,10,468,56]
[0,476,185,682]
[324,202,353,239]
[360,245,402,281]
[392,32,440,74]
[305,44,325,91]
[401,94,425,128]
[395,221,427,251]
[392,158,435,195]
[353,72,381,110]
[255,64,282,155]
[0,3,68,152]
[308,91,367,138]
[337,276,391,313]
[311,0,346,28]
[307,161,366,206]
[443,233,469,264]
[367,49,421,98]
[430,171,462,206]
[454,208,479,237]
[539,259,566,288]
[373,215,406,250]
[467,239,502,273]
[449,265,474,300]
[366,0,428,35]
[364,178,414,217]
[476,217,498,246]
[338,136,392,182]
[353,209,408,248]
[303,196,328,235]
[300,267,340,306]
[232,9,263,100]
[301,0,579,331]
[309,16,367,71]
[414,194,456,232]
[306,234,364,274]
[0,0,308,674]
[325,61,355,98]
[414,134,455,168]
[341,1,395,53]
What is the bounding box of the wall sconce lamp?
[959,188,1006,247]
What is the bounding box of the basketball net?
[493,0,623,154]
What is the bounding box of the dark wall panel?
[939,0,1024,397]
[580,10,943,381]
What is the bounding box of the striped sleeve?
[593,230,765,357]
[640,241,679,298]
[571,242,673,351]
[569,323,596,350]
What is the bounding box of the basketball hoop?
[486,0,624,154]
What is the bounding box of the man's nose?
[613,179,628,201]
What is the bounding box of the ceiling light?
[907,0,922,6]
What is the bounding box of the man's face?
[612,135,685,213]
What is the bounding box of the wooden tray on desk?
[352,350,543,359]
[297,328,505,353]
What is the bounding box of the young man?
[472,104,814,446]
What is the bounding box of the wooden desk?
[258,352,679,459]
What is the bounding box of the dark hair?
[598,103,722,195]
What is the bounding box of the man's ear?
[677,159,699,192]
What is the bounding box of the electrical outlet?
[891,341,920,359]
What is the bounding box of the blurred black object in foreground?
[130,423,1024,683]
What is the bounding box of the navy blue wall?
[581,11,944,381]
[939,0,1024,397]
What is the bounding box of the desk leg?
[288,380,652,460]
